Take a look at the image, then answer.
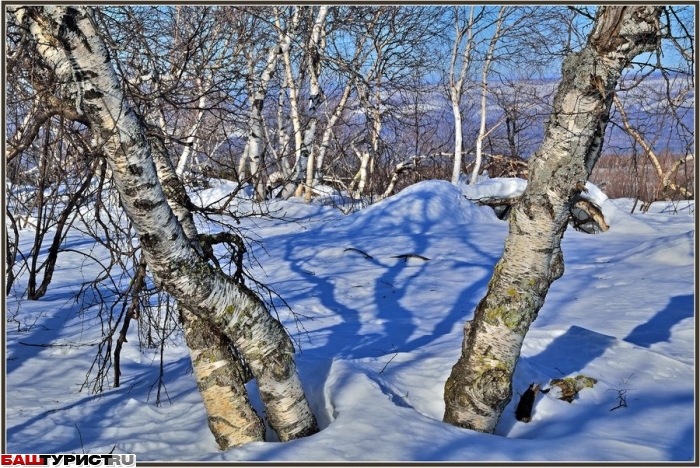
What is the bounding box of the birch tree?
[470,7,508,185]
[488,74,550,160]
[443,6,662,433]
[308,6,385,194]
[448,6,477,185]
[612,93,693,205]
[299,5,329,201]
[345,6,438,198]
[148,131,265,448]
[240,25,288,200]
[276,7,304,200]
[96,6,252,186]
[16,4,318,445]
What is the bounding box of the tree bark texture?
[244,40,287,200]
[149,130,265,449]
[301,5,328,201]
[470,7,506,185]
[19,5,318,443]
[182,309,265,447]
[443,6,662,433]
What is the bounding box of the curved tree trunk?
[444,6,662,433]
[19,5,318,443]
[149,130,266,448]
[181,309,265,447]
[612,93,694,200]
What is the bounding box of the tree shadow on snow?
[6,355,200,455]
[6,290,85,376]
[270,192,503,431]
[429,388,694,462]
[497,325,617,435]
[274,193,502,362]
[523,325,617,376]
[623,294,694,348]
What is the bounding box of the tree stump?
[515,383,540,422]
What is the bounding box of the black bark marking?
[132,199,164,211]
[62,7,81,32]
[60,7,93,54]
[127,164,143,176]
[140,233,160,250]
[83,89,103,100]
[74,69,98,81]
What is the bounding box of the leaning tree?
[443,6,663,433]
[12,5,319,447]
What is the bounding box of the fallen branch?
[379,344,399,374]
[392,254,430,262]
[467,192,610,233]
[344,247,373,259]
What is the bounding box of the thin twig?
[344,247,373,259]
[74,424,86,454]
[392,253,430,262]
[379,344,399,374]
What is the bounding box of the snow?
[4,178,696,462]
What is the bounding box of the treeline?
[6,6,694,206]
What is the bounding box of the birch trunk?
[181,310,265,448]
[314,81,352,186]
[351,77,383,197]
[301,6,328,202]
[470,7,505,185]
[612,93,694,200]
[451,98,465,185]
[277,8,304,200]
[443,6,662,433]
[22,5,318,443]
[149,130,265,448]
[449,6,475,185]
[175,88,207,179]
[276,78,293,178]
[247,44,283,200]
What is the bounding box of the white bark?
[315,80,352,186]
[246,43,283,200]
[171,18,233,180]
[321,7,380,192]
[470,7,506,185]
[175,87,207,179]
[376,155,427,202]
[349,136,371,197]
[444,6,662,434]
[301,5,328,201]
[276,77,293,177]
[276,8,304,199]
[21,5,318,442]
[351,76,383,197]
[613,93,694,199]
[449,6,476,185]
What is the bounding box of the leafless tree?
[443,5,663,434]
[12,5,318,447]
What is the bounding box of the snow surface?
[4,178,696,463]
